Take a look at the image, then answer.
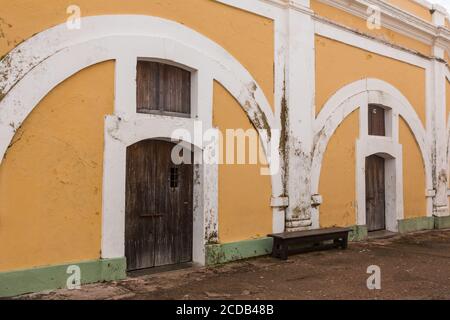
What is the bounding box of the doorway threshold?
[127,262,194,278]
[368,230,397,240]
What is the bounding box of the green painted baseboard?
[4,215,450,297]
[434,216,450,229]
[349,225,368,241]
[398,217,435,234]
[205,237,273,266]
[205,226,371,266]
[344,216,450,237]
[0,258,126,298]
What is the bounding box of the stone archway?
[311,78,431,229]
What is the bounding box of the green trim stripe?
[398,217,434,234]
[204,226,368,266]
[205,217,450,266]
[434,216,450,229]
[2,216,449,297]
[349,225,368,241]
[206,237,273,266]
[0,258,126,298]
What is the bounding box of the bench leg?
[333,237,348,249]
[272,239,279,258]
[271,239,289,260]
[341,236,348,249]
[280,242,289,260]
[333,239,341,248]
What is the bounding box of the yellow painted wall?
[315,36,427,128]
[399,117,427,218]
[213,82,273,243]
[319,110,359,228]
[311,0,432,57]
[0,61,114,272]
[316,33,428,225]
[386,0,432,22]
[0,0,276,272]
[319,112,428,227]
[0,0,438,273]
[0,0,274,108]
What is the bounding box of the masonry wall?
[0,0,275,273]
[0,0,275,108]
[310,0,432,56]
[315,35,428,228]
[386,0,432,22]
[0,61,115,272]
[0,0,447,277]
[319,110,359,227]
[213,82,273,243]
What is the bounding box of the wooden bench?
[268,227,352,260]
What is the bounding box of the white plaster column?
[431,5,449,217]
[283,0,316,231]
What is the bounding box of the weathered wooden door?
[365,155,386,232]
[125,140,193,271]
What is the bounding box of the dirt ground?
[19,229,450,300]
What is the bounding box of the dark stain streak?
[245,81,272,140]
[0,47,65,103]
[315,15,432,61]
[3,129,24,160]
[280,70,289,193]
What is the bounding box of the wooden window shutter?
[368,105,386,136]
[136,61,191,116]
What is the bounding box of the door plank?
[125,140,193,271]
[366,155,386,232]
[136,61,191,116]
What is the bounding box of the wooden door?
[125,140,193,271]
[365,155,386,232]
[368,105,386,136]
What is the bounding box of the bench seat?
[268,227,352,260]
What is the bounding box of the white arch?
[0,15,276,163]
[0,15,284,264]
[311,78,433,228]
[312,78,431,193]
